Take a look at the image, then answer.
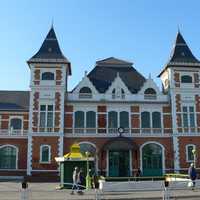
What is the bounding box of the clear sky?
[0,0,200,91]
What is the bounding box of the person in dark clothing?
[188,163,197,189]
[77,168,85,194]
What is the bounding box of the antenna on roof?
[148,73,152,79]
[51,18,54,28]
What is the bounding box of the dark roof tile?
[87,57,146,93]
[0,91,29,111]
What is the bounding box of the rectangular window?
[39,105,54,130]
[182,106,195,129]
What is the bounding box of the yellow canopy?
[64,143,86,159]
[55,143,94,162]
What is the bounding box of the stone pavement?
[0,182,200,199]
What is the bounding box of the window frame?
[181,75,193,83]
[9,116,23,132]
[186,144,195,162]
[41,72,55,81]
[39,104,54,130]
[40,145,51,164]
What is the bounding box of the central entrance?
[109,150,130,177]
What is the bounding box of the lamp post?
[192,148,197,168]
[85,151,91,190]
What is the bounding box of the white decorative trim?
[173,136,180,172]
[140,141,165,175]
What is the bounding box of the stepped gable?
[87,57,146,93]
[0,91,29,111]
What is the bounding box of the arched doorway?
[0,145,18,169]
[141,143,163,176]
[102,137,137,177]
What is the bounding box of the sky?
[0,0,200,91]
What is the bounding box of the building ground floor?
[0,136,199,180]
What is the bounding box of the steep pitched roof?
[87,57,146,93]
[0,91,29,111]
[158,31,200,77]
[27,26,71,74]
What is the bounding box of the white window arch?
[9,116,23,130]
[140,141,165,175]
[186,144,195,162]
[0,145,18,169]
[40,145,51,163]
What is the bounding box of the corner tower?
[27,26,71,176]
[159,31,200,172]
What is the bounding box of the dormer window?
[79,87,92,99]
[112,88,125,99]
[42,72,54,80]
[181,75,192,83]
[144,88,157,100]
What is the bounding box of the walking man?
[188,163,197,189]
[71,166,79,194]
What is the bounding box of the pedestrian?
[135,168,142,181]
[77,168,85,194]
[71,166,79,195]
[188,163,197,189]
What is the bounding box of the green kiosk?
[55,143,94,188]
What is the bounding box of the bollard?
[21,180,28,200]
[163,180,170,200]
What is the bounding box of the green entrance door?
[142,143,163,176]
[109,150,130,177]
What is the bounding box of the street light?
[192,148,197,168]
[85,151,91,190]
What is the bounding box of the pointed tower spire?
[158,31,200,77]
[169,31,200,64]
[27,26,71,74]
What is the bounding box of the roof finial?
[51,18,54,29]
[84,70,87,76]
[117,72,120,77]
[148,73,151,79]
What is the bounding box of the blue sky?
[0,0,200,91]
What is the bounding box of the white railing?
[0,129,28,136]
[64,128,164,135]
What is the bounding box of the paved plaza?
[0,182,200,199]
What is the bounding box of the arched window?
[152,112,161,128]
[40,145,51,163]
[181,75,192,83]
[120,111,129,128]
[142,143,163,176]
[112,89,116,99]
[121,89,125,99]
[79,142,96,157]
[41,72,54,80]
[141,112,150,128]
[79,87,92,98]
[144,88,156,95]
[144,88,157,100]
[0,145,17,169]
[108,111,118,128]
[86,111,96,128]
[74,111,84,128]
[186,144,195,162]
[10,118,22,130]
